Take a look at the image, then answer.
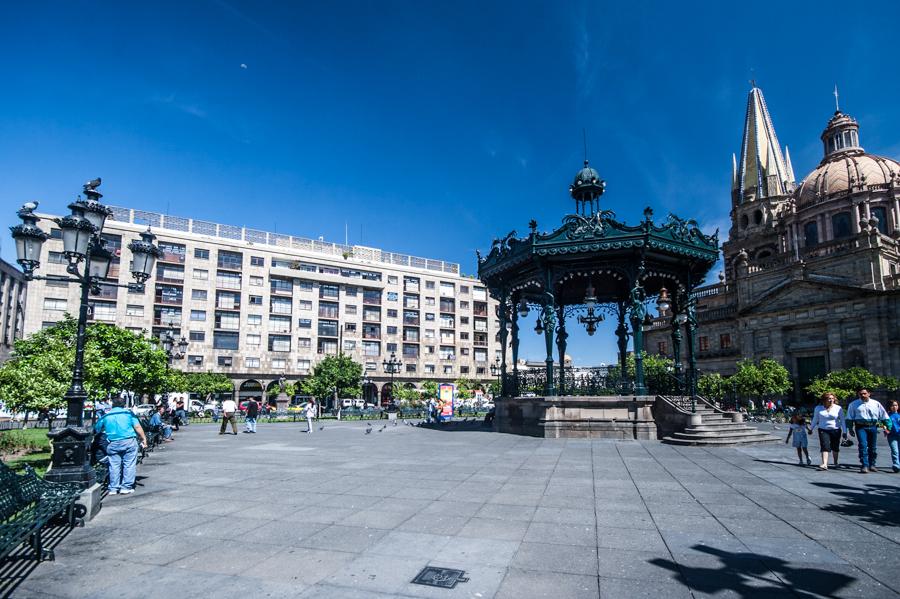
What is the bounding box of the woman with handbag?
[810,393,847,471]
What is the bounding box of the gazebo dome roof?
[570,160,605,195]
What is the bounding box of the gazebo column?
[685,301,698,408]
[615,301,629,389]
[511,308,520,397]
[671,313,683,389]
[541,300,557,396]
[555,305,567,395]
[498,295,509,397]
[629,283,647,396]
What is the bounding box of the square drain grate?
[411,566,469,589]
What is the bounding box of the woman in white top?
[810,393,847,471]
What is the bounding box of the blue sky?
[3,1,899,364]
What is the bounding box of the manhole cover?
[411,566,469,589]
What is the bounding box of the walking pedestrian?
[885,400,900,473]
[847,388,891,473]
[94,397,147,495]
[245,398,259,433]
[304,398,316,434]
[219,397,238,435]
[785,413,812,466]
[810,392,847,470]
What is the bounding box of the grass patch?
[1,428,52,476]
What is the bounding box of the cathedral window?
[832,212,851,239]
[698,336,709,352]
[803,222,818,247]
[871,207,888,234]
[719,334,732,350]
[740,214,749,229]
[753,210,763,225]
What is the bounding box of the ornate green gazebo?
[478,160,719,400]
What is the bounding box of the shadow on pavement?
[0,522,76,599]
[416,420,492,432]
[811,481,900,528]
[650,545,856,598]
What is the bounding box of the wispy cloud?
[150,93,208,120]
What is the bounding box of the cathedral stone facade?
[645,86,900,398]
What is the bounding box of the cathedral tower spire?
[733,85,794,206]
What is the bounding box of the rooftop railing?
[109,206,460,275]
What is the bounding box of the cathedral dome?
[796,152,900,207]
[796,110,900,207]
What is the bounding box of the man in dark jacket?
[244,398,259,433]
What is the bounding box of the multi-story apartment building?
[23,206,502,404]
[0,258,28,364]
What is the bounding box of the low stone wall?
[494,395,658,440]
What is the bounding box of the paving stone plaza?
[8,421,899,599]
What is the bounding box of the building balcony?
[159,252,185,264]
[403,317,419,326]
[154,297,183,306]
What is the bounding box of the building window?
[189,330,205,342]
[247,333,261,346]
[298,318,312,329]
[388,275,398,284]
[245,357,260,368]
[425,313,435,322]
[318,339,338,354]
[217,356,233,367]
[247,314,262,326]
[269,335,291,352]
[443,365,453,375]
[474,349,487,362]
[804,222,818,247]
[832,212,851,239]
[249,275,263,286]
[460,301,469,310]
[386,343,397,352]
[188,355,203,366]
[299,300,313,311]
[460,285,469,295]
[271,297,292,314]
[43,298,68,311]
[387,292,398,302]
[424,364,435,374]
[460,366,470,374]
[213,331,239,350]
[217,250,243,270]
[362,341,380,356]
[345,322,357,332]
[215,271,241,289]
[343,340,357,352]
[345,304,357,315]
[460,348,470,356]
[440,346,455,360]
[298,337,311,348]
[193,269,208,281]
[271,358,286,369]
[405,364,416,373]
[403,344,419,358]
[425,281,435,290]
[319,301,339,318]
[363,306,381,321]
[320,284,339,299]
[126,304,144,317]
[387,309,398,318]
[191,289,208,301]
[48,251,66,264]
[91,301,117,321]
[440,282,455,297]
[871,207,888,234]
[250,256,265,267]
[698,336,709,352]
[657,341,667,355]
[425,297,435,307]
[386,325,397,335]
[298,281,313,291]
[460,316,469,325]
[190,310,206,321]
[318,320,339,337]
[213,312,239,332]
[297,359,311,372]
[459,332,469,340]
[194,248,209,260]
[269,315,291,333]
[249,295,263,305]
[720,334,732,350]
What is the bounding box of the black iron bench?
[0,461,84,562]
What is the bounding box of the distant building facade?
[645,86,900,398]
[22,206,502,403]
[0,259,27,364]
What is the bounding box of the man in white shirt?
[304,399,316,434]
[219,397,238,435]
[846,388,890,473]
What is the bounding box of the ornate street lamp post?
[160,328,188,405]
[10,179,161,485]
[382,351,402,405]
[489,358,501,396]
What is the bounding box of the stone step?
[662,434,780,446]
[665,429,780,445]
[688,423,755,431]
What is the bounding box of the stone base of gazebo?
[493,395,658,440]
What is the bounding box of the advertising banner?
[438,383,455,421]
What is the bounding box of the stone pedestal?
[275,392,290,412]
[77,483,103,521]
[494,395,658,439]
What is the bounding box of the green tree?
[806,367,900,401]
[393,384,422,406]
[300,355,362,401]
[0,316,169,413]
[177,371,235,398]
[267,381,297,399]
[454,378,481,400]
[697,372,729,399]
[730,358,791,401]
[421,380,439,399]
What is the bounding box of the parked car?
[131,404,157,418]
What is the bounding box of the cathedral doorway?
[796,356,827,403]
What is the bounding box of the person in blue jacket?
[94,397,147,494]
